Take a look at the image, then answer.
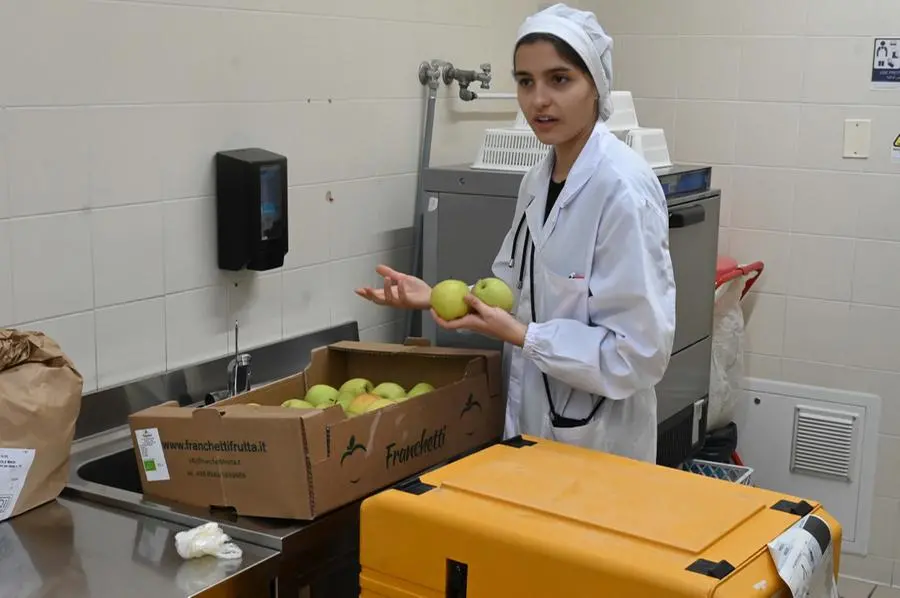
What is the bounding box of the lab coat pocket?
[546,414,604,451]
[537,265,590,324]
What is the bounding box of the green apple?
[347,393,379,416]
[473,277,514,312]
[373,382,406,401]
[365,398,396,413]
[281,399,315,410]
[304,384,339,407]
[339,378,374,397]
[430,279,471,321]
[336,391,356,413]
[407,382,434,398]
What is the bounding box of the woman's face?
[514,40,597,147]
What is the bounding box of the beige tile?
[792,170,861,237]
[677,0,742,35]
[631,98,677,135]
[839,553,894,586]
[802,37,886,107]
[612,36,680,99]
[875,584,900,597]
[857,174,900,242]
[845,305,900,372]
[854,241,900,309]
[875,434,900,499]
[283,264,332,339]
[11,213,94,323]
[743,353,782,379]
[739,37,805,102]
[868,497,900,559]
[782,298,851,365]
[711,165,734,227]
[590,0,682,35]
[672,101,736,165]
[739,0,807,35]
[729,167,794,232]
[742,293,786,357]
[677,37,740,100]
[734,102,801,168]
[838,576,876,598]
[787,234,855,302]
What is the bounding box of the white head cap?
[516,3,614,122]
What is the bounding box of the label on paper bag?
[0,448,36,521]
[135,428,171,482]
[767,514,838,598]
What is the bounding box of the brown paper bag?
[0,328,83,522]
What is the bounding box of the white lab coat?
[490,121,676,463]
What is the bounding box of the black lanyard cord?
[526,235,605,429]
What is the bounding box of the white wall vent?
[734,377,880,557]
[791,406,858,482]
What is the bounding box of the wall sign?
[872,38,900,89]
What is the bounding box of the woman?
[356,3,676,463]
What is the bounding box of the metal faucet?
[202,321,253,406]
[228,320,252,396]
[442,62,492,101]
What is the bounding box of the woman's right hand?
[355,265,432,311]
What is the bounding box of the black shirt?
[545,178,566,224]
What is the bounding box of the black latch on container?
[446,559,468,597]
[397,478,435,495]
[500,436,537,448]
[686,559,736,580]
[771,499,814,517]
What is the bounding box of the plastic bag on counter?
[0,328,83,523]
[708,278,745,432]
[175,522,243,560]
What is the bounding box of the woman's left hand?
[431,294,528,347]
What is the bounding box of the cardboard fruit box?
[128,340,504,520]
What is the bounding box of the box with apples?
[127,339,503,520]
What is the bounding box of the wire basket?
[681,459,754,486]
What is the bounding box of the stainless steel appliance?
[419,164,720,467]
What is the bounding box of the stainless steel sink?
[64,322,366,597]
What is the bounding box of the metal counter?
[0,496,279,598]
[60,322,368,597]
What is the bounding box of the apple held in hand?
[473,277,514,312]
[430,279,471,321]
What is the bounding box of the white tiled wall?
[0,0,539,392]
[589,0,900,586]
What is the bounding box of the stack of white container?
[472,91,672,172]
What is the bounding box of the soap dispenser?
[215,148,289,271]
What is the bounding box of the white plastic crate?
[471,91,641,173]
[472,127,551,172]
[625,127,672,169]
[681,459,754,486]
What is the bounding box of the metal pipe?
[467,92,517,100]
[407,63,442,338]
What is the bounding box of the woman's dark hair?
[514,32,593,81]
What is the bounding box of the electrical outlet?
[843,119,871,159]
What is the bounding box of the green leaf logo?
[340,435,367,465]
[460,394,482,418]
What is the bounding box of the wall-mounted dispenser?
[215,148,289,271]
